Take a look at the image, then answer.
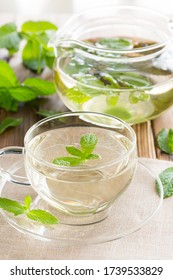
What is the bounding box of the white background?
[0,0,173,16]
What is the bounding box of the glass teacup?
[0,112,137,224]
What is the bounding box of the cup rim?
[24,111,136,171]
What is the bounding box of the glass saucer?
[0,158,163,246]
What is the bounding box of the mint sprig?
[0,20,58,72]
[0,60,56,112]
[0,196,58,224]
[0,23,22,55]
[52,133,101,167]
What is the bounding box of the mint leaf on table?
[22,39,46,73]
[9,86,38,101]
[0,196,58,224]
[0,117,22,135]
[23,78,56,95]
[36,110,61,118]
[52,133,100,167]
[156,167,173,198]
[0,61,56,114]
[0,89,18,112]
[0,198,25,216]
[21,20,58,72]
[21,21,57,33]
[0,60,20,87]
[26,210,58,224]
[0,23,21,55]
[157,129,173,154]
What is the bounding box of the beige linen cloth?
[0,158,173,260]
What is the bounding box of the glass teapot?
[50,6,173,125]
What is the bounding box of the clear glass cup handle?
[0,146,30,186]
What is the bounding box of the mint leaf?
[106,94,119,106]
[0,60,19,87]
[168,129,173,153]
[100,72,119,88]
[26,209,58,224]
[156,167,173,198]
[0,23,21,54]
[66,146,85,158]
[0,117,22,134]
[52,134,101,167]
[0,89,18,112]
[115,72,151,88]
[37,110,61,117]
[66,86,91,104]
[0,198,25,216]
[52,157,84,166]
[22,21,57,33]
[105,107,132,121]
[9,86,37,101]
[23,78,56,95]
[157,129,173,154]
[96,38,133,50]
[22,40,45,72]
[80,133,98,154]
[24,195,32,210]
[85,154,101,160]
[129,91,150,104]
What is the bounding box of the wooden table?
[0,14,173,161]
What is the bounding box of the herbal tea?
[55,36,173,124]
[25,126,136,216]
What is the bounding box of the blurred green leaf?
[23,78,56,95]
[0,23,21,54]
[0,60,19,87]
[22,21,57,33]
[0,117,22,134]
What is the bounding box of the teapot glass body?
[50,6,173,124]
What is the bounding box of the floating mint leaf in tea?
[0,196,58,224]
[156,167,173,198]
[96,38,133,50]
[52,133,101,167]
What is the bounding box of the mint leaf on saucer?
[0,196,58,224]
[26,209,58,224]
[24,195,32,210]
[0,198,25,216]
[156,167,173,198]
